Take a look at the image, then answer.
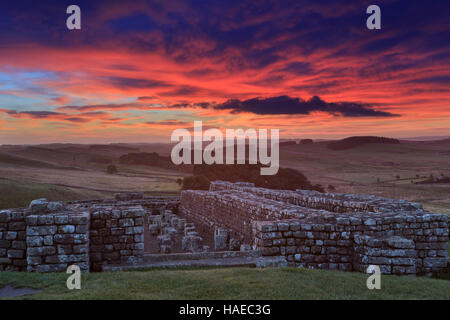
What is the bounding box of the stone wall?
[180,182,449,275]
[0,194,177,272]
[210,181,422,213]
[26,212,90,272]
[89,204,145,272]
[0,209,27,271]
[353,235,416,275]
[179,189,311,243]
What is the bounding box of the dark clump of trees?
[182,164,324,192]
[119,152,193,173]
[300,139,313,145]
[106,165,118,174]
[327,136,400,150]
[182,175,210,190]
[119,152,170,166]
[279,141,297,147]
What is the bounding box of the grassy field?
[1,141,449,212]
[0,267,449,300]
[0,142,449,300]
[279,141,450,214]
[0,178,109,209]
[0,145,185,209]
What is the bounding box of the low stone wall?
[0,209,27,271]
[89,204,145,272]
[210,181,422,213]
[353,235,416,275]
[179,189,314,243]
[0,194,174,272]
[181,182,449,275]
[26,212,90,272]
[252,212,448,274]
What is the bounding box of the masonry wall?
[181,182,449,275]
[89,204,145,271]
[179,190,312,243]
[25,212,90,272]
[253,213,448,274]
[210,181,422,213]
[0,209,27,271]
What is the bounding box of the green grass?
[0,178,109,210]
[0,267,449,300]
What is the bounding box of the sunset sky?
[0,0,449,143]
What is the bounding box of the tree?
[107,165,118,174]
[182,175,210,190]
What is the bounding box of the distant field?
[0,178,109,210]
[0,141,449,214]
[280,141,450,214]
[0,267,449,300]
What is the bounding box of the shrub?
[300,139,313,144]
[182,175,210,190]
[106,165,118,174]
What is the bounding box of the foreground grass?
[0,267,449,300]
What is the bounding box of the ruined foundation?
[180,181,449,275]
[1,182,449,275]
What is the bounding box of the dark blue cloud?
[206,95,399,117]
[107,13,158,33]
[0,0,448,77]
[406,76,450,84]
[106,77,170,89]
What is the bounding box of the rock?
[28,199,49,214]
[214,228,228,251]
[182,235,202,252]
[160,245,171,254]
[114,193,144,201]
[229,238,240,251]
[387,236,414,249]
[47,202,64,212]
[148,224,159,235]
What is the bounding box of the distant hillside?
[119,152,192,172]
[279,141,297,147]
[0,152,78,170]
[89,144,139,152]
[182,164,324,192]
[119,152,170,167]
[327,136,400,150]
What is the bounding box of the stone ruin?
[180,181,450,275]
[0,183,449,276]
[0,194,178,272]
